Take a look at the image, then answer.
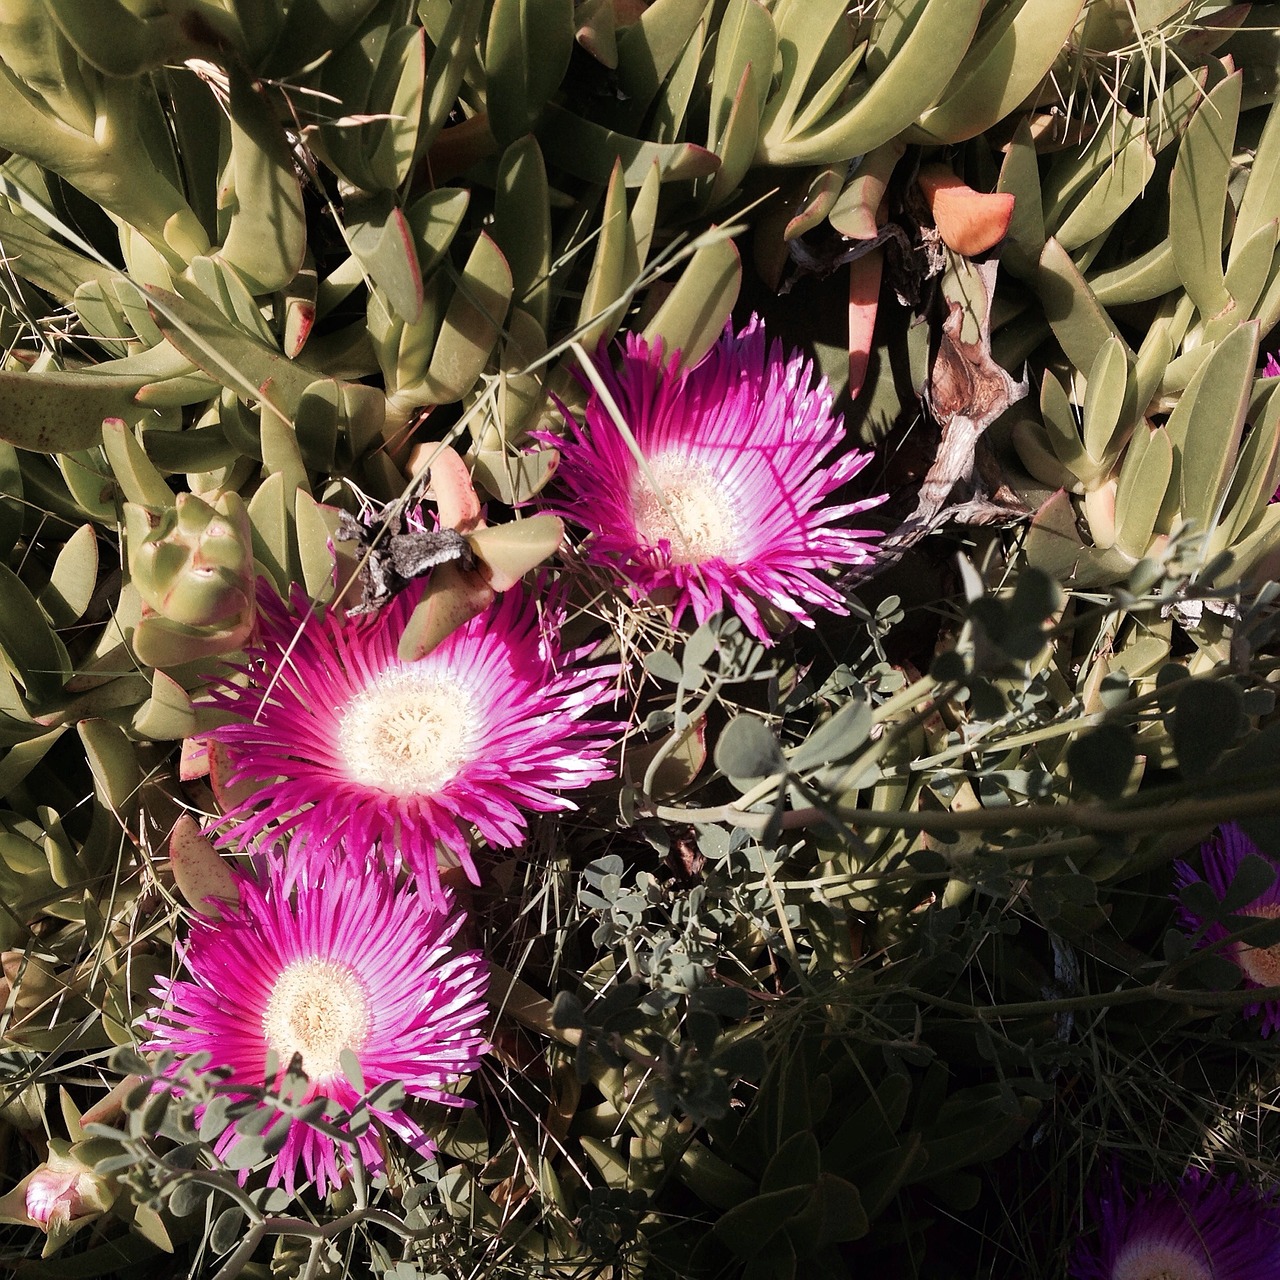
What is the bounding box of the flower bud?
[126,492,257,668]
[127,492,255,630]
[25,1164,84,1227]
[0,1146,113,1244]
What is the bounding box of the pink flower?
[24,1169,79,1227]
[205,584,618,898]
[143,856,489,1195]
[1073,1164,1280,1279]
[547,316,885,643]
[1174,822,1280,1035]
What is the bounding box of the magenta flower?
[1072,1165,1280,1279]
[143,856,489,1195]
[548,316,885,644]
[206,584,618,898]
[1174,822,1280,1035]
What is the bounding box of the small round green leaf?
[1066,722,1135,800]
[714,715,784,780]
[1173,678,1243,779]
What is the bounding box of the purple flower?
[548,316,885,644]
[1174,822,1280,1036]
[143,855,489,1195]
[1072,1165,1280,1280]
[205,583,618,901]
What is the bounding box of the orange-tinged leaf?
[208,739,259,813]
[398,561,496,661]
[848,249,882,401]
[917,164,1016,256]
[425,113,500,185]
[409,442,484,532]
[178,735,210,781]
[169,814,238,918]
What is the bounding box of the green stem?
[909,979,1280,1022]
[655,783,1280,838]
[773,835,1102,892]
[642,678,721,797]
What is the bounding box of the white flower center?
[1113,1239,1211,1280]
[262,958,371,1079]
[631,454,741,564]
[338,666,479,796]
[1235,901,1280,987]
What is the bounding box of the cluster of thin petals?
[1072,1164,1280,1280]
[206,582,619,901]
[145,312,889,1198]
[548,316,886,643]
[1173,822,1280,1037]
[144,857,488,1195]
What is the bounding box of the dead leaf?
[917,164,1016,256]
[884,259,1029,555]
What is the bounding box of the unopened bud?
[25,1165,83,1227]
[127,492,255,630]
[6,1150,111,1233]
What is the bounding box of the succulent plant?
[0,2,1277,1277]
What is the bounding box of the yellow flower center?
[338,666,478,796]
[631,454,741,564]
[1235,901,1280,987]
[1113,1239,1211,1280]
[261,958,371,1079]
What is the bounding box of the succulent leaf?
[1169,71,1242,319]
[492,138,553,332]
[217,70,308,295]
[611,0,711,133]
[577,161,631,347]
[912,0,1087,144]
[102,418,175,511]
[0,563,72,710]
[484,0,573,145]
[641,231,741,368]
[144,285,320,419]
[45,0,184,78]
[420,231,513,403]
[539,103,720,185]
[344,192,425,325]
[757,0,982,165]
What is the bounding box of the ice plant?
[1072,1165,1280,1279]
[1174,822,1280,1036]
[549,316,885,644]
[143,855,488,1195]
[206,583,617,896]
